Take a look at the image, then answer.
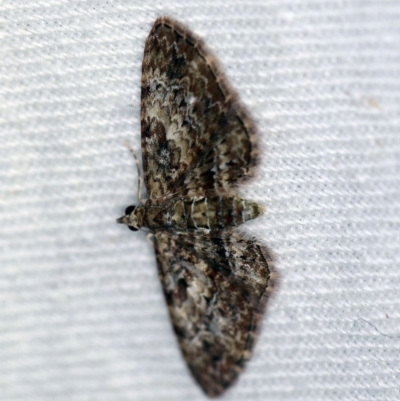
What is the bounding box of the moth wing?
[154,230,275,397]
[141,17,259,200]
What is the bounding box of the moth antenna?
[124,140,143,202]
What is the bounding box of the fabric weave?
[1,1,399,400]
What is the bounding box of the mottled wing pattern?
[141,17,259,200]
[154,230,274,397]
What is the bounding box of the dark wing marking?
[141,17,259,200]
[154,230,275,397]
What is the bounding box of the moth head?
[116,205,140,231]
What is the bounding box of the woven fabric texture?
[1,1,399,400]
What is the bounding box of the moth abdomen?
[144,195,263,231]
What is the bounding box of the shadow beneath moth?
[117,16,277,398]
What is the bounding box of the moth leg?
[124,140,143,202]
[146,232,154,247]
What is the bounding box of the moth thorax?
[131,205,146,230]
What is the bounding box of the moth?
[117,16,275,397]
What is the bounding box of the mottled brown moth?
[117,16,276,397]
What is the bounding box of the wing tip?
[188,361,242,398]
[150,15,261,174]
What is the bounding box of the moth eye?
[125,205,136,215]
[128,226,139,232]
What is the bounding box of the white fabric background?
[1,1,399,400]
